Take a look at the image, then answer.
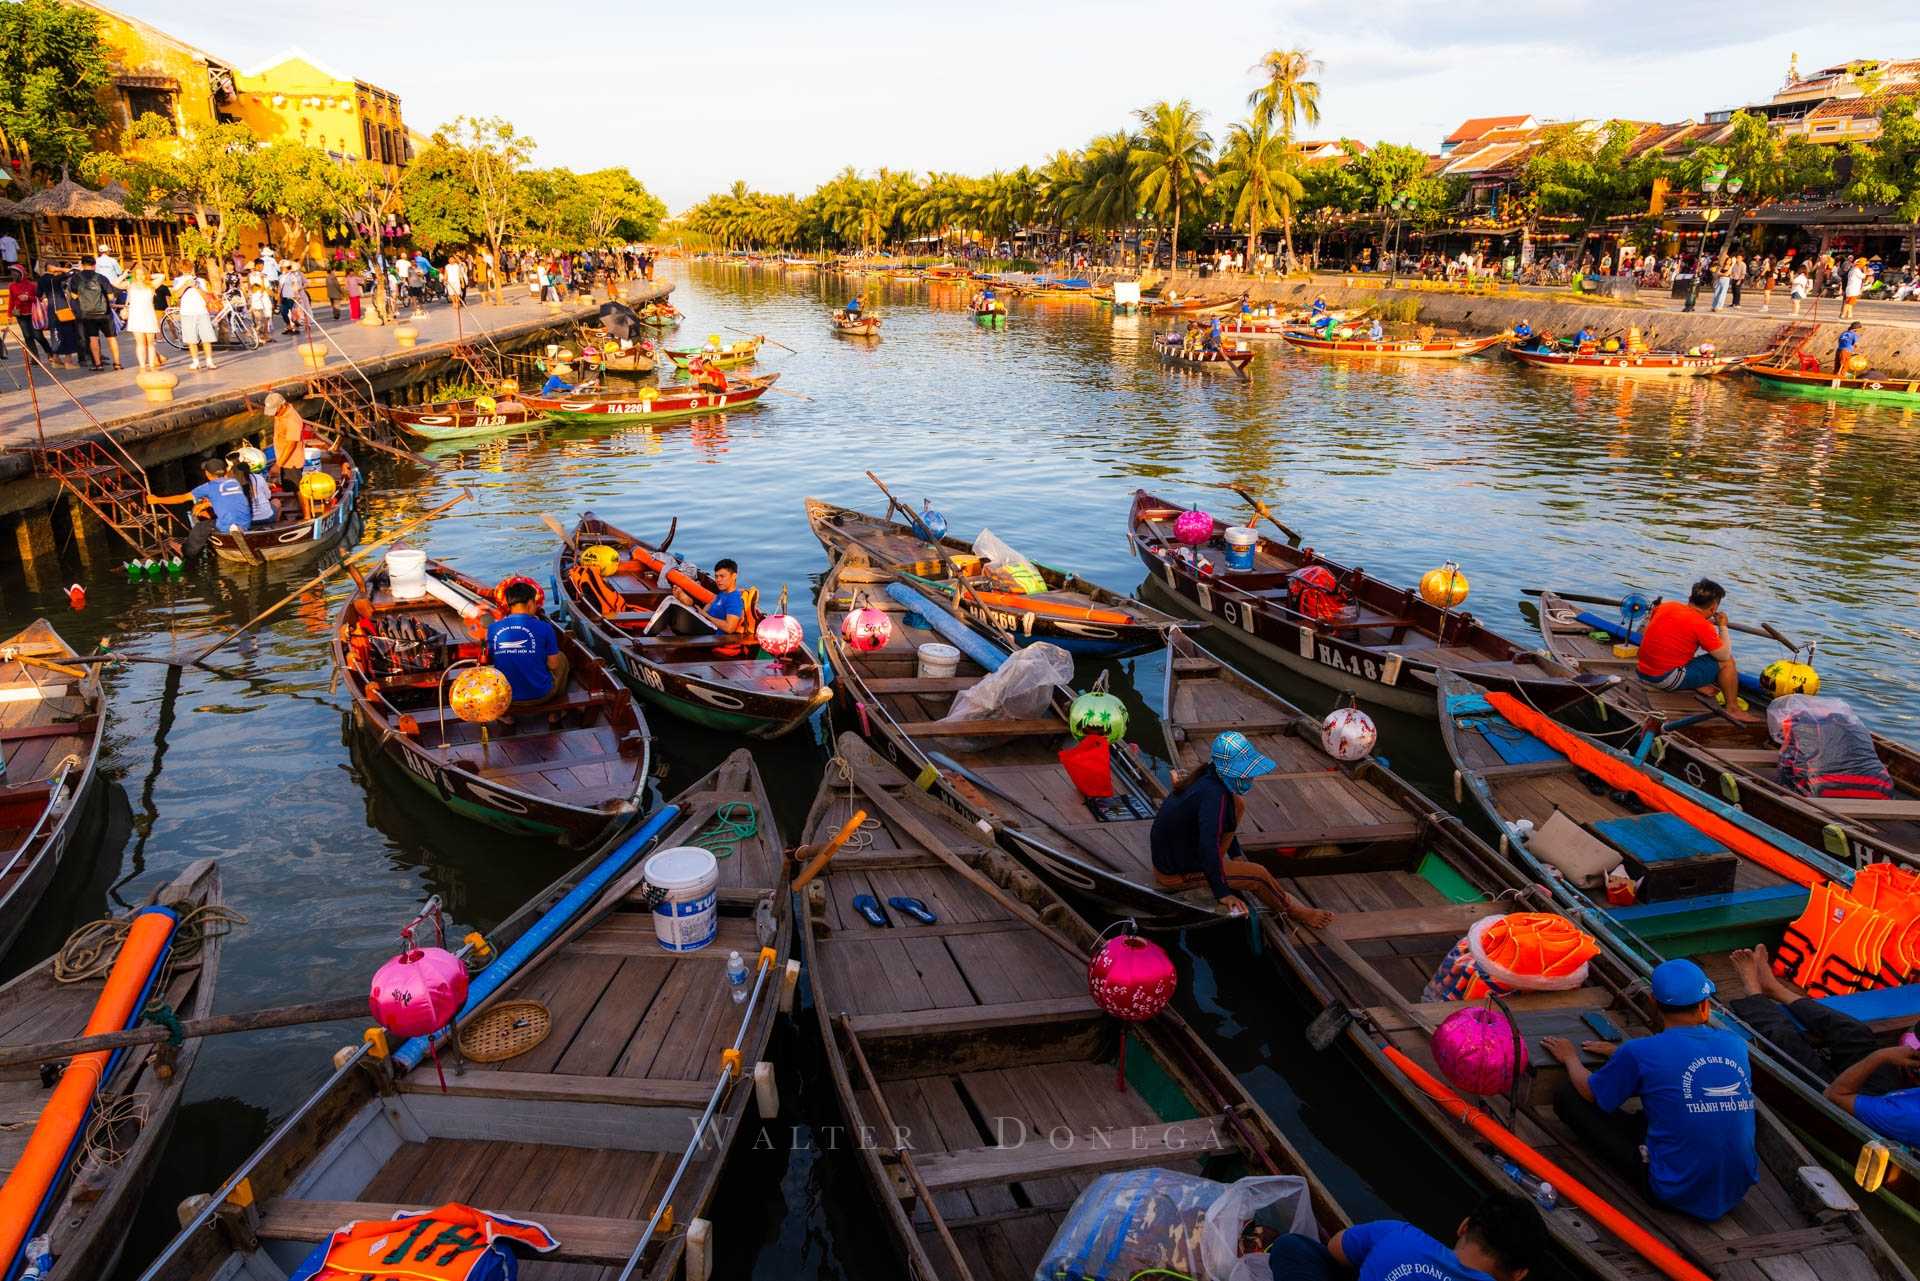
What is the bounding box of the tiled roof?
[1444,114,1533,144]
[1806,82,1920,121]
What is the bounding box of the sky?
[118,0,1920,212]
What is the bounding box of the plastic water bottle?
[1501,1161,1558,1210]
[726,951,748,1005]
[19,1235,51,1280]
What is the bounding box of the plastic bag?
[975,527,1046,593]
[1033,1168,1314,1281]
[940,642,1073,750]
[1770,695,1893,799]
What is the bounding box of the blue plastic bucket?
[1224,527,1257,571]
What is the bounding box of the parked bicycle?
[160,290,263,352]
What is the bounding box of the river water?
[2,262,1915,1277]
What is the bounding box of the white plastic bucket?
[1224,527,1258,572]
[386,548,428,599]
[917,642,961,679]
[643,846,719,952]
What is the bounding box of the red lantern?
[840,598,893,652]
[756,613,804,656]
[1088,923,1176,1090]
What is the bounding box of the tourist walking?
[173,266,218,370]
[70,257,120,370]
[278,260,308,334]
[323,265,344,320]
[248,259,275,343]
[1710,256,1732,312]
[125,265,162,370]
[345,267,364,322]
[444,255,465,309]
[1728,253,1747,307]
[8,266,51,363]
[1841,257,1865,319]
[1811,255,1834,318]
[1790,265,1811,316]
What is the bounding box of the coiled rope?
[55,902,246,985]
[694,802,759,860]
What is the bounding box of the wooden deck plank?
[909,1114,1227,1193]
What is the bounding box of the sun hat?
[1211,731,1276,787]
[1651,958,1716,1007]
[263,392,287,413]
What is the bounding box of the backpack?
[71,272,108,319]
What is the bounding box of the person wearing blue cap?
[1149,732,1335,926]
[1264,1190,1545,1281]
[1542,958,1758,1220]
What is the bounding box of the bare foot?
[1729,945,1765,997]
[1754,945,1805,1004]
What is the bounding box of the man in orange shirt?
[1636,578,1747,716]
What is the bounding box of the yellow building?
[230,50,411,172]
[70,0,239,145]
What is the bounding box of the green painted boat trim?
[1749,372,1920,407]
[1123,1033,1200,1123]
[629,682,809,738]
[543,402,759,426]
[393,757,569,840]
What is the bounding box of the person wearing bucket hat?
[1542,958,1757,1220]
[1148,731,1335,926]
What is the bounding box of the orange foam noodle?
[1383,1045,1710,1281]
[1484,692,1820,889]
[0,907,178,1269]
[963,590,1132,626]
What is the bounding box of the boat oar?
[791,808,869,891]
[185,490,475,668]
[754,380,814,403]
[863,470,924,532]
[728,324,796,355]
[1519,588,1795,648]
[1225,485,1303,546]
[0,995,368,1069]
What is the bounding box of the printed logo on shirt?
[492,623,539,654]
[1383,1264,1452,1281]
[1680,1055,1754,1114]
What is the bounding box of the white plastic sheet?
[1033,1168,1316,1281]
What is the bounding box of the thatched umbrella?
[17,174,129,219]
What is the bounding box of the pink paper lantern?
[840,605,894,653]
[369,946,470,1039]
[1088,933,1176,1023]
[756,613,804,657]
[1432,1005,1529,1095]
[1173,509,1213,547]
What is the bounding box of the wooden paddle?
[1223,484,1303,546]
[187,490,474,667]
[0,996,367,1069]
[727,324,795,355]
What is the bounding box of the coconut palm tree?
[1072,131,1139,260]
[1247,48,1321,266]
[1130,100,1213,272]
[1216,119,1303,273]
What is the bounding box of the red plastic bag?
[1059,734,1114,798]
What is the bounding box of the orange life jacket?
[569,563,627,621]
[1851,862,1920,984]
[1776,880,1899,997]
[1426,912,1599,1001]
[292,1202,557,1281]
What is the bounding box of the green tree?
[96,120,262,276]
[1131,100,1213,271]
[561,167,665,247]
[399,140,480,249]
[0,0,111,178]
[1522,121,1658,261]
[256,140,359,263]
[431,115,533,303]
[1246,48,1320,264]
[1847,99,1920,262]
[1216,119,1302,271]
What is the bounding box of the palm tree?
[1130,100,1213,273]
[1216,119,1303,273]
[1247,48,1321,265]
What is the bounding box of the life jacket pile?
[289,1202,557,1281]
[1286,566,1353,624]
[1422,912,1600,1003]
[1776,862,1920,997]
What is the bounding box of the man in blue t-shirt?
[484,580,568,705]
[147,457,253,557]
[1263,1191,1543,1281]
[1543,958,1758,1220]
[1834,321,1863,374]
[674,558,746,634]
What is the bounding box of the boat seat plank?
[1241,821,1421,852]
[472,747,637,780]
[909,1115,1228,1193]
[864,676,982,694]
[1325,901,1494,941]
[397,1070,713,1108]
[896,718,1064,739]
[257,1198,647,1264]
[0,719,95,744]
[1694,1222,1864,1263]
[1367,988,1613,1035]
[1474,760,1580,780]
[846,996,1101,1039]
[1701,748,1782,764]
[1812,798,1920,819]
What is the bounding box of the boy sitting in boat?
[1634,578,1752,718]
[1727,944,1920,1147]
[1542,958,1759,1221]
[1264,1190,1546,1281]
[486,580,569,707]
[147,457,252,557]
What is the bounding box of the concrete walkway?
[0,280,668,450]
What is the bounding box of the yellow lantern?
[1848,354,1869,373]
[450,666,514,723]
[1419,563,1470,608]
[298,471,338,503]
[1760,660,1820,697]
[580,544,621,573]
[474,394,497,413]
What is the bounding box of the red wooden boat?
[385,396,543,441]
[1506,342,1749,378]
[1283,328,1507,358]
[521,372,780,424]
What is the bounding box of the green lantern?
[1069,673,1129,743]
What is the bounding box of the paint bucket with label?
[917,642,961,680]
[642,846,719,951]
[1224,527,1258,572]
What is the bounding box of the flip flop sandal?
[887,896,937,925]
[851,894,891,928]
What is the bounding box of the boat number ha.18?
[1314,642,1382,683]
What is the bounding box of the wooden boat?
[385,396,544,442]
[522,372,780,424]
[208,449,359,564]
[1219,307,1361,338]
[1505,342,1748,378]
[1142,294,1229,316]
[3,860,223,1280]
[0,619,107,959]
[555,511,831,738]
[1437,670,1920,1229]
[1127,490,1605,716]
[1534,588,1920,869]
[804,733,1349,1281]
[816,550,1219,927]
[145,753,793,1281]
[1745,360,1920,406]
[637,302,682,329]
[664,337,761,370]
[971,300,1006,328]
[806,493,1178,658]
[582,342,659,375]
[831,313,882,338]
[1152,333,1254,373]
[335,556,651,845]
[1283,328,1508,358]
